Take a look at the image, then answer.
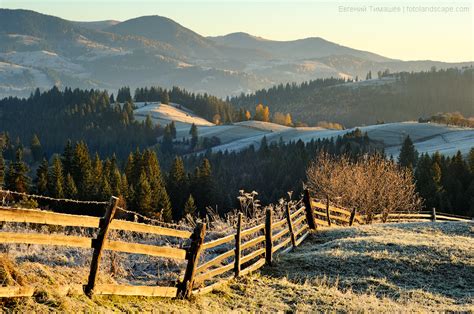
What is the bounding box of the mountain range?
[0,9,472,98]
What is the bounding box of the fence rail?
[0,190,472,299]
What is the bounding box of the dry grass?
[1,221,473,312]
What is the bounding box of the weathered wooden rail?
[0,194,314,299]
[0,190,471,299]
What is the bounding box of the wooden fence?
[0,195,313,299]
[0,190,471,299]
[308,194,473,227]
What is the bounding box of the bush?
[306,152,422,222]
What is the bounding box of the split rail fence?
[0,189,471,299]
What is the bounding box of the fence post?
[177,222,206,299]
[302,189,316,230]
[85,196,119,297]
[325,195,332,227]
[265,208,273,265]
[234,212,242,277]
[431,207,436,222]
[286,202,297,248]
[349,208,357,226]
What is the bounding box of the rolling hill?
[0,9,472,99]
[133,101,474,157]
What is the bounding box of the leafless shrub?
[306,152,422,222]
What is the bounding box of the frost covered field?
[134,102,474,156]
[3,221,472,311]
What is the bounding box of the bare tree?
[306,152,422,223]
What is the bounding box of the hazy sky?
[1,0,473,62]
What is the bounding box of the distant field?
[3,222,472,311]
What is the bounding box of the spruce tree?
[135,171,153,216]
[170,121,177,139]
[168,157,188,220]
[144,150,172,221]
[48,155,64,198]
[161,90,170,104]
[35,158,49,194]
[161,125,174,154]
[5,147,30,193]
[71,142,93,199]
[92,153,103,198]
[192,158,215,216]
[61,140,74,176]
[183,194,197,217]
[30,134,43,162]
[398,135,418,170]
[64,173,78,198]
[190,123,198,149]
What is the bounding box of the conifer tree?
[64,173,78,198]
[167,157,188,220]
[161,90,170,104]
[61,140,74,176]
[35,158,49,194]
[183,194,197,217]
[161,124,174,153]
[190,123,198,149]
[170,121,177,139]
[398,135,418,170]
[71,142,93,199]
[135,171,153,216]
[100,177,112,200]
[140,149,172,220]
[48,155,64,198]
[30,134,43,162]
[5,147,30,193]
[192,158,215,216]
[238,108,244,122]
[92,153,103,197]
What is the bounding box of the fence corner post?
[177,222,206,299]
[349,208,357,226]
[303,189,317,231]
[265,208,273,266]
[234,212,243,277]
[286,202,297,249]
[431,207,436,222]
[85,196,119,297]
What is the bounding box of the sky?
[1,0,473,62]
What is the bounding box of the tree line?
[0,86,160,158]
[398,136,474,216]
[1,130,472,219]
[0,138,212,221]
[229,68,474,127]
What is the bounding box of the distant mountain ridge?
[209,32,392,62]
[0,9,472,99]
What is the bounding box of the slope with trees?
[230,68,474,127]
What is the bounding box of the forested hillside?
[0,85,235,157]
[0,87,159,157]
[230,68,474,127]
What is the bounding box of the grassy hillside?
[2,222,472,311]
